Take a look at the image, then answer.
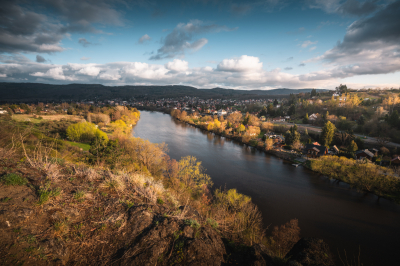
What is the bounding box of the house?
[329,145,340,155]
[312,142,320,146]
[308,113,318,121]
[217,109,227,116]
[303,144,328,158]
[391,156,400,165]
[370,148,379,156]
[271,117,285,122]
[14,108,25,114]
[355,149,374,160]
[0,108,8,115]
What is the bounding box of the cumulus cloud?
[284,67,293,70]
[149,20,236,60]
[80,56,90,60]
[0,54,397,90]
[301,40,318,48]
[31,67,73,80]
[165,59,189,72]
[0,0,124,54]
[217,55,263,72]
[309,1,400,79]
[36,55,47,63]
[138,34,151,44]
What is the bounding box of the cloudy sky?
[0,0,399,90]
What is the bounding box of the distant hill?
[0,82,327,102]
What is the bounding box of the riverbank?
[146,107,400,205]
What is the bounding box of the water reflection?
[133,111,400,266]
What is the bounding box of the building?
[391,156,400,165]
[303,144,328,158]
[217,109,227,116]
[329,145,340,155]
[308,113,318,121]
[271,117,285,122]
[355,149,374,160]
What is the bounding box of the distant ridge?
[0,82,327,102]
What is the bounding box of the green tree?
[273,99,278,106]
[285,125,300,145]
[320,121,336,147]
[288,104,296,116]
[310,89,317,97]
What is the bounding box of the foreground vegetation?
[0,114,308,265]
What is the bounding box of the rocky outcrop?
[285,238,334,266]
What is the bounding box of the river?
[133,111,400,265]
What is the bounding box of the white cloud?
[217,55,263,72]
[30,67,74,80]
[138,34,151,44]
[0,55,396,90]
[78,66,101,76]
[301,40,318,48]
[165,59,189,72]
[309,46,317,51]
[80,57,90,60]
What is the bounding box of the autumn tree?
[349,140,358,153]
[261,122,273,132]
[177,156,213,189]
[303,113,309,124]
[320,121,336,147]
[227,112,242,125]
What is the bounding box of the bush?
[1,173,28,186]
[66,121,108,143]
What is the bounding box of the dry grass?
[13,114,83,122]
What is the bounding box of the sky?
[0,0,399,90]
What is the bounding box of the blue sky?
[0,0,399,90]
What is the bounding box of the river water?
[133,111,400,265]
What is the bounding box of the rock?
[41,238,70,265]
[285,238,334,266]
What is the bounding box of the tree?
[227,112,242,125]
[349,140,358,153]
[303,113,309,124]
[261,122,273,132]
[259,106,268,117]
[311,89,317,97]
[285,125,300,145]
[177,156,213,188]
[288,104,296,116]
[265,138,274,151]
[320,121,336,147]
[273,99,279,106]
[238,124,246,133]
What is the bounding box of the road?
[274,121,400,148]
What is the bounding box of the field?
[12,114,83,123]
[65,141,91,151]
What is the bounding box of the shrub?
[1,173,28,186]
[66,121,108,143]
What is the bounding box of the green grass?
[74,190,85,201]
[1,173,28,186]
[37,185,61,205]
[65,141,90,151]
